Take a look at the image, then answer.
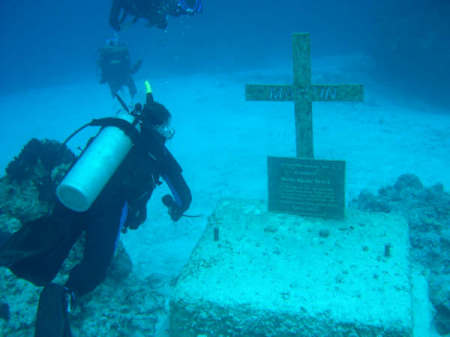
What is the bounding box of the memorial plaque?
[268,156,345,218]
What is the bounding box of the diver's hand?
[162,194,183,221]
[110,16,121,31]
[169,206,183,222]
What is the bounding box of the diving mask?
[154,123,175,140]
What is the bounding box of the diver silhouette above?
[109,0,203,31]
[98,37,142,97]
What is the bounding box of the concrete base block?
[170,199,413,337]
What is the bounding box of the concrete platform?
[170,199,413,337]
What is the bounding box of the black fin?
[35,284,72,337]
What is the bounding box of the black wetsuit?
[0,137,191,297]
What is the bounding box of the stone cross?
[245,33,364,158]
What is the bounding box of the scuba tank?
[56,82,154,212]
[56,112,135,212]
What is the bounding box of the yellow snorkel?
[145,80,154,105]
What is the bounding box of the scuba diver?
[98,37,142,97]
[0,82,191,336]
[109,0,203,31]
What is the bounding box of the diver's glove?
[124,193,150,231]
[131,59,143,74]
[162,194,183,221]
[126,202,147,230]
[110,17,121,31]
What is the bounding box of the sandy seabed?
[0,57,448,336]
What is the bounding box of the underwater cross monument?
[246,33,364,218]
[169,34,416,337]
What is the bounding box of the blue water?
[2,0,448,106]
